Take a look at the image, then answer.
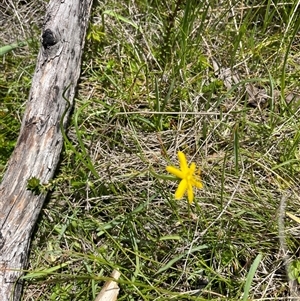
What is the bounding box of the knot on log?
[42,29,58,48]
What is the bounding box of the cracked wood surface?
[0,1,92,300]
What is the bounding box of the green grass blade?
[243,253,263,301]
[21,262,72,280]
[233,123,239,176]
[0,39,32,56]
[155,245,208,275]
[103,10,138,29]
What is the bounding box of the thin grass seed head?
[166,151,203,203]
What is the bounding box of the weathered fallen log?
[0,1,92,300]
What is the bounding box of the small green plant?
[27,177,43,195]
[288,260,300,283]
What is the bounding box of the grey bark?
[0,1,93,300]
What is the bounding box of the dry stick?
[0,1,92,300]
[278,193,299,298]
[95,270,121,301]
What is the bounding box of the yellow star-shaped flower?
[166,151,203,203]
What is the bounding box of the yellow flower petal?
[190,162,196,173]
[193,179,203,189]
[175,179,187,199]
[187,183,194,203]
[166,166,184,179]
[178,151,188,173]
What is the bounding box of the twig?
[94,270,121,301]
